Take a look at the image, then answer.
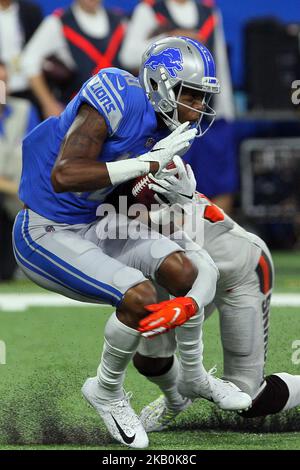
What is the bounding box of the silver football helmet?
[139,36,220,137]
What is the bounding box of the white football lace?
[208,365,218,376]
[109,391,133,413]
[208,366,240,399]
[109,391,141,427]
[132,175,151,197]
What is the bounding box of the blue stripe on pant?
[13,210,123,307]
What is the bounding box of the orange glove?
[139,297,198,338]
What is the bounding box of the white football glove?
[149,155,197,206]
[138,122,197,177]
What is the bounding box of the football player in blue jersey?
[12,37,250,448]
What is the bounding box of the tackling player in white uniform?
[133,157,300,431]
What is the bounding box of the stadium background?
[36,0,300,88]
[0,0,300,451]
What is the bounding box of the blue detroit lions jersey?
[19,68,164,224]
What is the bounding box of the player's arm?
[52,103,158,193]
[51,104,196,193]
[51,104,112,192]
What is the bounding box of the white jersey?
[183,192,270,294]
[140,193,274,397]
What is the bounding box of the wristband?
[106,159,150,186]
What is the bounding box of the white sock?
[175,310,210,395]
[97,312,140,401]
[275,373,300,411]
[146,355,187,409]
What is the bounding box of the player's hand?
[138,123,197,177]
[149,155,197,206]
[139,297,198,338]
[152,122,195,155]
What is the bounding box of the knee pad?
[113,266,145,291]
[137,330,177,359]
[240,374,290,418]
[133,353,173,377]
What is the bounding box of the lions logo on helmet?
[144,48,183,79]
[139,36,220,136]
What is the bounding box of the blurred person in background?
[22,0,127,119]
[0,0,43,104]
[0,61,39,281]
[120,0,237,214]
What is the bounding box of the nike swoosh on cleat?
[111,414,136,444]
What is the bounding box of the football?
[131,173,160,209]
[103,174,164,211]
[130,160,183,209]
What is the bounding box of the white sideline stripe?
[271,294,300,307]
[0,294,111,311]
[0,293,300,311]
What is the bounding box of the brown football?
[130,161,181,209]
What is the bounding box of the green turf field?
[0,252,299,450]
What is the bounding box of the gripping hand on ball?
[138,123,196,177]
[149,155,197,206]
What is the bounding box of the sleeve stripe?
[81,88,113,135]
[102,73,125,112]
[82,75,124,135]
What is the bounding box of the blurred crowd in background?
[1,0,300,282]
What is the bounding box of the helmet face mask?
[165,80,217,137]
[139,36,220,137]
